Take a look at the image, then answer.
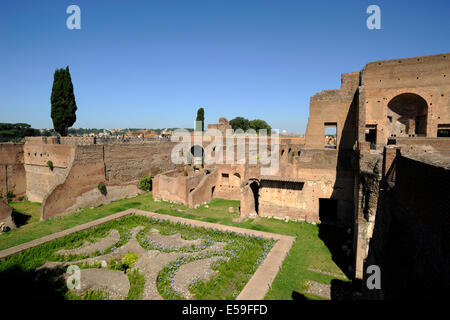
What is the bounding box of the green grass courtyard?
[1,193,349,300]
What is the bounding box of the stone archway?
[249,181,259,215]
[387,93,428,138]
[231,173,241,186]
[190,145,204,165]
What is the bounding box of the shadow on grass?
[121,202,142,209]
[0,266,68,300]
[330,279,354,300]
[11,210,32,227]
[318,224,352,279]
[201,217,221,223]
[291,291,309,301]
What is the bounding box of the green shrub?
[97,182,107,195]
[47,160,54,171]
[18,196,24,201]
[123,252,140,267]
[139,176,152,191]
[109,252,140,272]
[6,190,14,203]
[184,169,188,177]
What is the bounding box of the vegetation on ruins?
[5,190,15,203]
[229,117,272,134]
[138,176,152,192]
[126,268,146,300]
[2,196,348,300]
[46,160,54,171]
[196,107,205,131]
[109,252,140,272]
[50,66,77,136]
[0,214,274,300]
[97,182,107,195]
[67,289,109,300]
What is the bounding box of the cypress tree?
[51,66,77,136]
[196,107,205,131]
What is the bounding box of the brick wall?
[365,154,450,299]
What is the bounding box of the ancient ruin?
[1,52,449,300]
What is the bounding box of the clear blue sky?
[1,0,449,134]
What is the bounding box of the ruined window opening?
[365,125,377,149]
[221,173,229,185]
[232,173,241,186]
[262,180,304,190]
[437,124,450,137]
[319,198,337,224]
[324,123,337,149]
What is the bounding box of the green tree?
[0,123,40,142]
[249,119,271,135]
[229,117,250,132]
[139,176,152,191]
[51,66,77,136]
[196,107,205,131]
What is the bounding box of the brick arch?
[386,92,429,139]
[231,172,241,186]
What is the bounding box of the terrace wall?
[364,154,450,299]
[0,144,26,199]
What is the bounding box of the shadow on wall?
[365,154,450,300]
[319,90,359,280]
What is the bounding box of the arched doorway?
[231,173,241,186]
[387,93,428,138]
[190,145,204,165]
[250,181,259,214]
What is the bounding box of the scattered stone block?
[305,280,331,299]
[0,201,15,232]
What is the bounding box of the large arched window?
[387,93,428,138]
[190,145,204,157]
[231,173,241,186]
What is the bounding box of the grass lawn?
[0,214,274,300]
[1,193,349,300]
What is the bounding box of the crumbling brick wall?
[0,144,26,199]
[39,140,182,219]
[364,154,450,299]
[361,53,450,144]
